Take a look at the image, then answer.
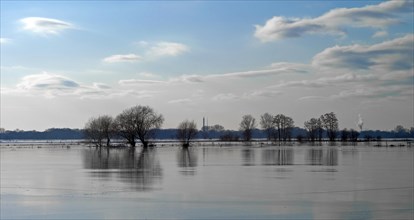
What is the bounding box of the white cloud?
[372,30,388,38]
[212,93,239,101]
[255,0,413,41]
[147,41,189,57]
[312,34,414,71]
[271,73,377,88]
[243,89,283,99]
[118,79,164,85]
[3,72,157,99]
[103,54,142,63]
[20,17,74,35]
[137,72,160,78]
[168,98,192,104]
[0,38,11,44]
[17,72,80,91]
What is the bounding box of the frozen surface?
[1,143,413,219]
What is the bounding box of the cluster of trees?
[303,112,340,142]
[238,112,341,143]
[85,105,164,148]
[239,113,295,142]
[85,105,198,148]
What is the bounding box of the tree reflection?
[261,148,294,165]
[177,147,198,175]
[306,148,338,166]
[242,149,255,166]
[82,147,162,191]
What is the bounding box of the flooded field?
[1,142,413,219]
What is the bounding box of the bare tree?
[273,114,283,141]
[320,112,339,142]
[260,113,274,141]
[349,129,359,142]
[114,105,164,148]
[177,120,198,147]
[316,118,324,142]
[280,115,294,141]
[84,115,114,147]
[304,118,319,142]
[340,128,350,142]
[240,114,257,141]
[273,114,294,142]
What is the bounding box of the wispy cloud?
[212,93,239,101]
[103,54,142,63]
[105,41,189,64]
[312,34,414,71]
[0,38,11,44]
[137,72,160,78]
[118,79,165,85]
[146,41,189,57]
[3,72,155,99]
[20,17,74,35]
[242,89,283,99]
[270,73,377,89]
[168,98,193,104]
[255,0,413,41]
[17,72,80,91]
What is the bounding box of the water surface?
[1,143,413,219]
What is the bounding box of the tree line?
[84,105,413,148]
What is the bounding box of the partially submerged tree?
[84,115,114,147]
[177,120,198,147]
[260,113,274,141]
[240,114,257,141]
[304,118,319,142]
[114,105,164,148]
[274,114,294,142]
[320,112,339,142]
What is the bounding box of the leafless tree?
[273,114,283,141]
[240,114,257,141]
[273,114,294,142]
[320,112,339,142]
[280,115,294,141]
[349,129,359,142]
[304,118,319,142]
[317,118,324,142]
[177,120,198,147]
[260,113,274,141]
[84,115,114,147]
[114,105,164,148]
[340,128,350,142]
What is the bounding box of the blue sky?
[1,0,413,131]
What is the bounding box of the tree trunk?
[142,141,148,148]
[129,139,136,148]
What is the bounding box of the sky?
[1,0,413,131]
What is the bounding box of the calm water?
[1,143,413,219]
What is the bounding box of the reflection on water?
[242,149,255,166]
[2,144,413,219]
[262,148,294,165]
[82,147,162,191]
[177,148,198,175]
[306,148,338,166]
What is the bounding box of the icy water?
[1,143,413,219]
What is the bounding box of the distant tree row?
[84,106,413,148]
